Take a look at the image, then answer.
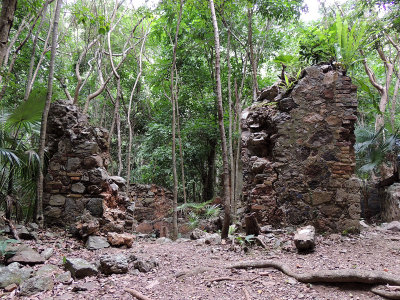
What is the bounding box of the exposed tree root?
[124,288,154,300]
[371,286,400,299]
[205,275,260,283]
[229,260,400,299]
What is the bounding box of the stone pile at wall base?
[241,65,361,232]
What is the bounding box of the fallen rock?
[7,246,45,265]
[107,232,134,248]
[0,262,33,288]
[85,235,110,250]
[55,271,72,285]
[190,228,207,240]
[36,264,60,277]
[294,225,316,252]
[385,221,400,232]
[204,233,222,245]
[20,275,54,296]
[4,283,18,292]
[100,254,129,275]
[41,248,54,260]
[133,257,158,273]
[64,257,98,279]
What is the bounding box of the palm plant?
[0,90,44,221]
[355,126,399,178]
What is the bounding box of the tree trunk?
[0,0,17,68]
[175,92,187,204]
[247,7,258,102]
[202,139,216,202]
[24,0,50,101]
[209,0,231,239]
[36,0,62,227]
[126,21,150,189]
[170,0,184,240]
[227,30,236,221]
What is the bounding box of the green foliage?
[355,126,399,177]
[334,12,368,70]
[298,26,336,64]
[256,0,306,22]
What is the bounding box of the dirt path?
[11,226,400,300]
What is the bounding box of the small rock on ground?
[64,257,98,279]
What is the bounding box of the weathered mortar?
[241,65,361,232]
[43,101,132,229]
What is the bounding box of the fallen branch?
[124,288,154,300]
[205,275,260,283]
[229,260,400,286]
[2,217,20,241]
[371,286,400,300]
[254,236,267,249]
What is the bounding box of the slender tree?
[170,0,184,240]
[36,0,62,226]
[209,0,231,239]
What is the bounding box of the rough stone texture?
[20,275,54,296]
[107,232,135,248]
[64,257,98,279]
[129,183,172,233]
[381,183,400,222]
[99,254,129,275]
[85,235,110,250]
[133,257,159,273]
[0,262,33,288]
[241,65,361,232]
[294,225,316,252]
[43,101,134,231]
[7,247,45,265]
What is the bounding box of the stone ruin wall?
[43,101,133,232]
[241,65,362,232]
[129,183,173,234]
[43,100,173,234]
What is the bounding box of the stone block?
[311,191,333,206]
[49,195,66,206]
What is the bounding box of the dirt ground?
[5,224,400,300]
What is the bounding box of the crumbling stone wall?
[241,65,361,232]
[44,101,132,230]
[382,184,400,221]
[128,184,172,234]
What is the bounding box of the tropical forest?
[0,0,400,299]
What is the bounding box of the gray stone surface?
[0,262,33,288]
[133,257,158,273]
[7,247,45,265]
[294,225,316,252]
[20,275,54,296]
[41,248,54,260]
[85,235,110,250]
[99,254,129,275]
[64,257,98,279]
[71,182,86,193]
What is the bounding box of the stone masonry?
[129,183,172,234]
[241,65,361,232]
[43,101,132,230]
